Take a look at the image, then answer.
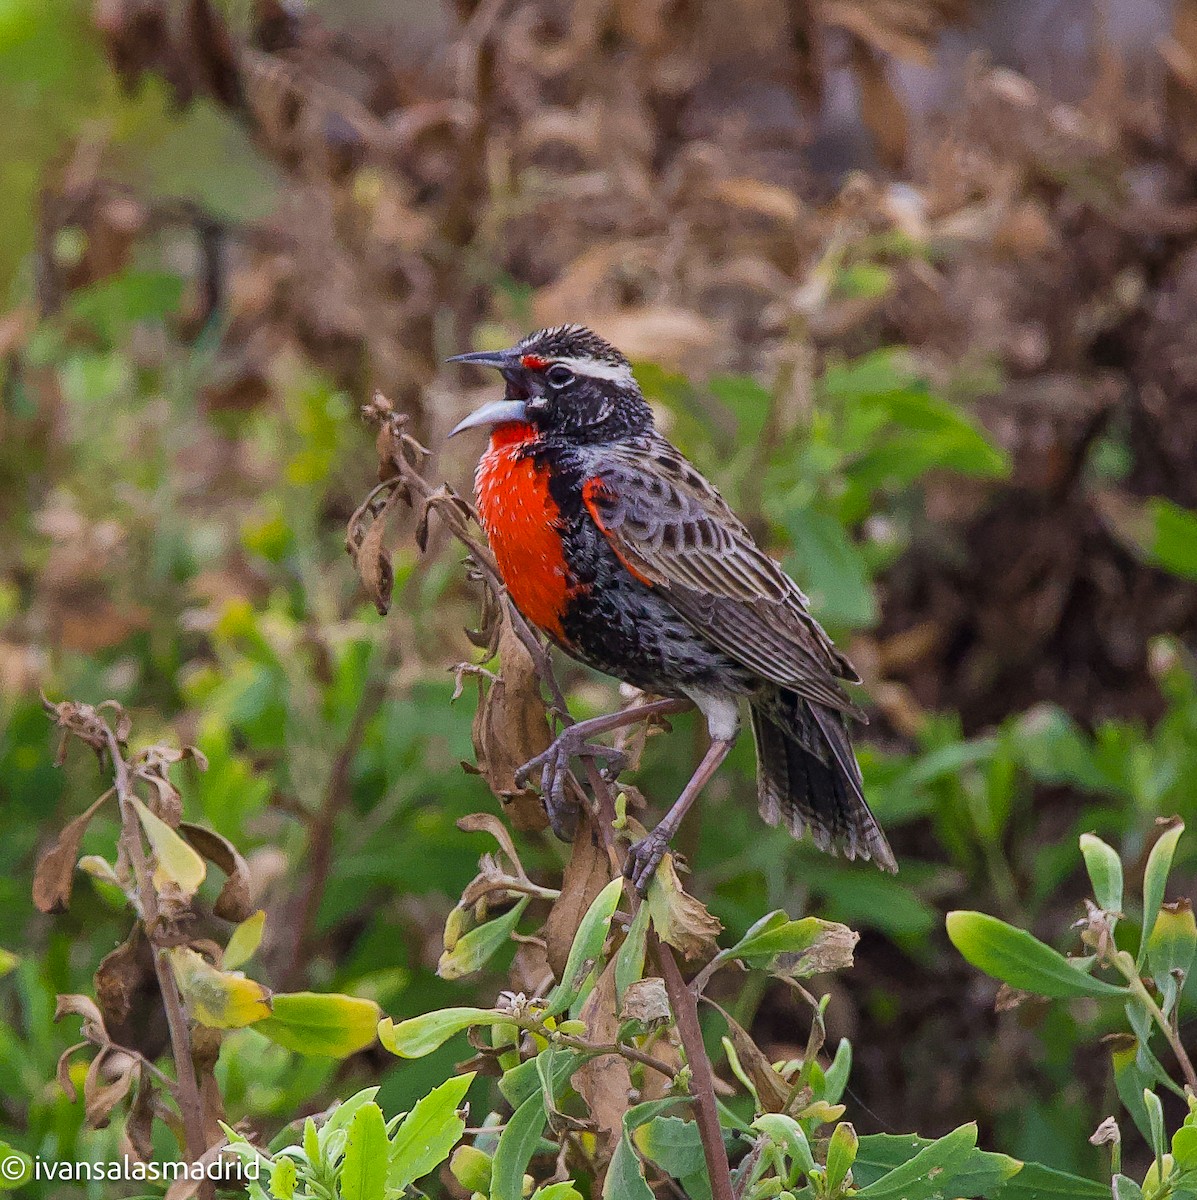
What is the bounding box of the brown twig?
[657,935,735,1200]
[94,720,210,1171]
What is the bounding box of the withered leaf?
[722,1009,791,1114]
[33,790,113,913]
[95,928,168,1061]
[352,486,403,615]
[179,822,255,921]
[469,610,552,830]
[95,931,148,1031]
[645,853,722,961]
[619,976,670,1028]
[544,813,611,979]
[83,1046,138,1129]
[55,993,110,1046]
[121,1075,157,1163]
[56,1041,87,1102]
[571,961,631,1154]
[457,812,529,879]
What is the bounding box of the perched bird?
[448,324,896,891]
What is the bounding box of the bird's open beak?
[447,397,528,438]
[446,347,530,438]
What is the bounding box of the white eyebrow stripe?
[553,356,635,385]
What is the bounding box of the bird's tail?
[749,687,896,872]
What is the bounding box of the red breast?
[475,424,576,641]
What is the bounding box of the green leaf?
[1079,834,1123,916]
[990,1161,1108,1199]
[946,911,1129,999]
[854,1125,1022,1199]
[491,1091,547,1200]
[167,947,272,1028]
[130,796,207,899]
[723,912,857,976]
[321,1089,382,1143]
[1144,1087,1166,1161]
[1173,1123,1197,1171]
[633,1117,705,1183]
[823,1038,852,1105]
[1112,1042,1155,1144]
[603,1129,655,1200]
[501,1048,587,1109]
[378,1007,501,1058]
[752,1113,815,1175]
[304,1117,320,1168]
[1140,820,1185,970]
[339,1102,387,1200]
[779,508,877,628]
[438,897,529,980]
[0,1142,32,1190]
[1107,496,1197,581]
[1147,900,1197,1008]
[532,1184,585,1200]
[269,1155,297,1199]
[615,900,650,1003]
[254,992,380,1057]
[224,910,266,971]
[450,1146,493,1192]
[1113,1175,1145,1200]
[544,877,623,1016]
[826,1122,858,1191]
[388,1073,475,1193]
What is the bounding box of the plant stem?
[99,724,210,1171]
[657,935,735,1200]
[1114,951,1197,1092]
[286,677,386,989]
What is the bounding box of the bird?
[447,324,896,892]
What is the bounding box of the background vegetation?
[3,0,1197,1196]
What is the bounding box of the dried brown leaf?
[544,816,611,979]
[352,487,402,615]
[179,822,255,921]
[94,928,167,1060]
[55,994,109,1045]
[83,1047,137,1129]
[619,976,670,1028]
[33,789,113,913]
[457,812,529,878]
[723,1009,791,1114]
[571,961,631,1154]
[121,1075,157,1162]
[56,1041,87,1102]
[645,853,722,961]
[469,611,552,829]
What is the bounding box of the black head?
[448,324,653,444]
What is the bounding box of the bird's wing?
[582,437,864,718]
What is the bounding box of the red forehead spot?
[520,354,549,370]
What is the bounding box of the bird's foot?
[515,728,629,840]
[623,831,671,896]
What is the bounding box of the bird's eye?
[546,364,575,388]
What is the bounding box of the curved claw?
[624,833,670,896]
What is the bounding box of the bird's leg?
[516,698,693,839]
[624,737,734,895]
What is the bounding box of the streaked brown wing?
[583,436,863,718]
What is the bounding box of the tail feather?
[750,689,896,872]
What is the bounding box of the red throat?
[475,424,577,641]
